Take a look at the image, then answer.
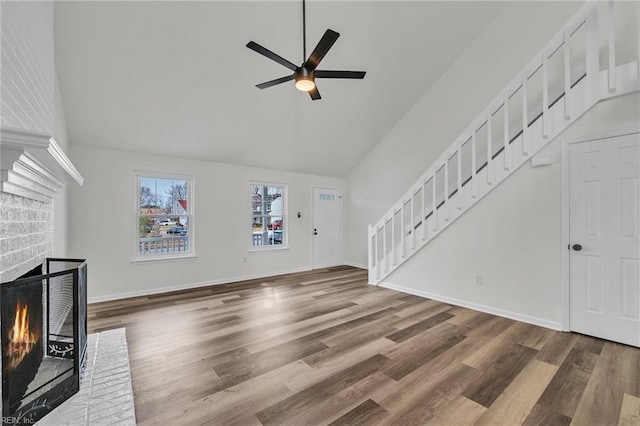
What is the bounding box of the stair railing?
[368,2,633,285]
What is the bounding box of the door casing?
[560,125,640,331]
[311,186,344,269]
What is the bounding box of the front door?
[569,132,640,347]
[312,187,343,269]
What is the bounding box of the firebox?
[1,258,87,425]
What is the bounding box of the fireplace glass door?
[1,259,87,425]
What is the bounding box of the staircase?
[368,2,640,285]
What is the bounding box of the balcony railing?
[139,236,189,255]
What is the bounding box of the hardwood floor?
[87,266,640,425]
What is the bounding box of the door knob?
[572,244,583,251]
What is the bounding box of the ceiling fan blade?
[303,29,339,71]
[309,86,321,100]
[315,70,366,79]
[246,41,298,71]
[256,75,295,89]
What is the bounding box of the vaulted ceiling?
[54,1,506,177]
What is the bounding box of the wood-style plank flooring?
[87,266,640,425]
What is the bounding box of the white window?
[136,172,194,259]
[251,182,286,249]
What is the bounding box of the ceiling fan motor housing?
[295,67,314,83]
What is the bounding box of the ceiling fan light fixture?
[294,67,315,92]
[295,77,315,92]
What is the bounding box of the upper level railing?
[139,236,189,255]
[368,1,640,285]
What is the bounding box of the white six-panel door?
[312,187,343,269]
[569,133,640,347]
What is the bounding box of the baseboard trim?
[88,266,312,304]
[343,261,367,270]
[379,281,562,331]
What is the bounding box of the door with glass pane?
[313,188,343,268]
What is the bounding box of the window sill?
[248,246,289,253]
[131,253,197,264]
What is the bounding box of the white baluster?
[542,52,550,139]
[374,231,379,280]
[392,213,396,265]
[522,74,529,156]
[471,129,477,198]
[444,160,449,221]
[608,0,616,93]
[585,3,600,105]
[457,142,463,210]
[410,195,415,249]
[564,29,571,121]
[368,228,373,271]
[421,181,427,241]
[432,171,437,232]
[400,204,406,258]
[382,221,387,273]
[487,113,492,186]
[503,94,510,171]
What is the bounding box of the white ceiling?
[54,1,506,177]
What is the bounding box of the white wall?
[345,1,582,266]
[385,138,564,327]
[68,145,345,301]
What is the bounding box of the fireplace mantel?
[1,127,83,202]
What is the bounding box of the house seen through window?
[251,183,286,248]
[137,173,193,257]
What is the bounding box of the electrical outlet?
[475,275,483,285]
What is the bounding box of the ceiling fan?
[246,0,366,100]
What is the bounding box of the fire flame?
[5,302,39,370]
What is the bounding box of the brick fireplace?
[0,128,83,280]
[0,193,54,284]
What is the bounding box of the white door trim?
[560,125,640,331]
[311,186,344,269]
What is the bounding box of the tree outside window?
[251,183,286,248]
[137,173,193,258]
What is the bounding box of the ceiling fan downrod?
[302,0,307,62]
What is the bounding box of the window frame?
[249,181,288,252]
[133,170,196,262]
